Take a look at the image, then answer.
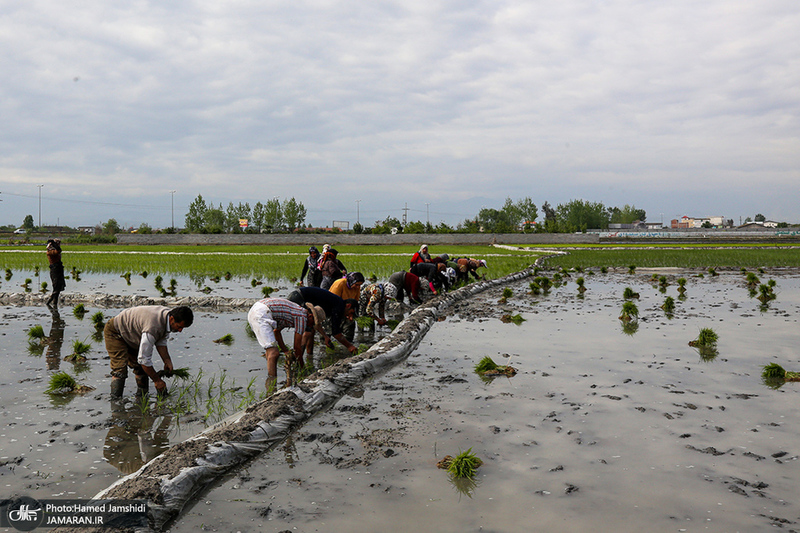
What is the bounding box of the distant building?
[671,216,726,229]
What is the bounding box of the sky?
[1,1,798,230]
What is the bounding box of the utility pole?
[170,190,176,229]
[402,203,409,227]
[355,199,361,224]
[426,203,430,225]
[37,184,44,228]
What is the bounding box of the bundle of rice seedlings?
[73,303,86,319]
[500,314,525,325]
[91,311,105,329]
[46,372,77,393]
[437,448,483,479]
[72,340,91,356]
[385,319,400,331]
[158,367,191,379]
[661,296,675,314]
[762,363,800,381]
[619,301,639,322]
[27,324,45,341]
[623,287,639,300]
[576,277,586,293]
[689,328,718,347]
[628,265,636,274]
[261,286,275,297]
[474,356,498,373]
[474,356,516,377]
[213,333,234,345]
[355,316,374,330]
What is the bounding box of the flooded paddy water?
[3,268,800,532]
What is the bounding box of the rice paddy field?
[4,242,800,531]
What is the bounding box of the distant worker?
[106,306,194,399]
[319,248,347,290]
[410,244,432,267]
[45,238,66,307]
[410,262,448,292]
[299,246,322,287]
[455,258,487,283]
[387,271,435,305]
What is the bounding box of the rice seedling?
[140,270,148,278]
[650,273,659,282]
[91,311,105,329]
[385,319,401,330]
[689,327,718,347]
[600,266,608,273]
[23,278,32,291]
[474,356,516,377]
[619,301,639,322]
[529,281,541,295]
[757,283,776,304]
[40,281,48,293]
[574,265,583,273]
[261,286,275,297]
[5,268,12,280]
[72,339,91,356]
[121,272,131,284]
[533,276,551,294]
[154,275,164,291]
[677,278,687,293]
[762,363,786,379]
[708,267,718,277]
[213,334,234,345]
[576,277,586,293]
[355,316,374,330]
[500,314,525,325]
[502,287,513,299]
[623,287,639,299]
[628,264,636,274]
[161,367,191,379]
[73,303,86,319]
[621,321,639,336]
[28,324,45,340]
[27,340,45,356]
[758,267,765,274]
[658,275,668,288]
[560,267,571,277]
[245,322,257,339]
[34,265,40,275]
[224,271,232,281]
[438,448,483,479]
[46,372,77,393]
[251,278,262,287]
[661,296,675,315]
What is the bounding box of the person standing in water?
[45,238,65,307]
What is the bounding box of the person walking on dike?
[106,305,194,399]
[286,287,359,355]
[299,246,322,287]
[410,244,432,267]
[247,297,322,390]
[45,238,66,307]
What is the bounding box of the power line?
[1,191,166,210]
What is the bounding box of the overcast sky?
[1,0,798,229]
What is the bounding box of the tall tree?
[22,214,35,230]
[282,197,306,231]
[251,202,266,232]
[556,199,609,232]
[203,204,226,233]
[185,194,208,232]
[263,198,283,231]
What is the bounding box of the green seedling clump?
[438,448,483,479]
[261,286,275,297]
[355,316,374,330]
[91,311,105,329]
[474,356,516,377]
[762,363,800,382]
[46,372,77,393]
[213,334,234,345]
[689,328,718,347]
[500,314,525,325]
[28,324,45,340]
[73,303,86,319]
[502,287,513,299]
[619,301,639,322]
[623,287,639,299]
[72,340,91,356]
[661,296,675,314]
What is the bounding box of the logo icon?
[6,497,44,531]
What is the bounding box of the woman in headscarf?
[319,248,347,290]
[410,244,431,267]
[45,238,65,307]
[300,246,322,287]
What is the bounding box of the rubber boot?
[135,375,149,399]
[110,377,125,399]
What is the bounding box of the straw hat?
[305,303,326,326]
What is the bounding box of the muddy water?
[4,270,800,533]
[168,271,800,533]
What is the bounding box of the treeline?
[363,198,646,234]
[184,195,307,233]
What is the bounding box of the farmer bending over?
[106,305,194,399]
[247,297,322,390]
